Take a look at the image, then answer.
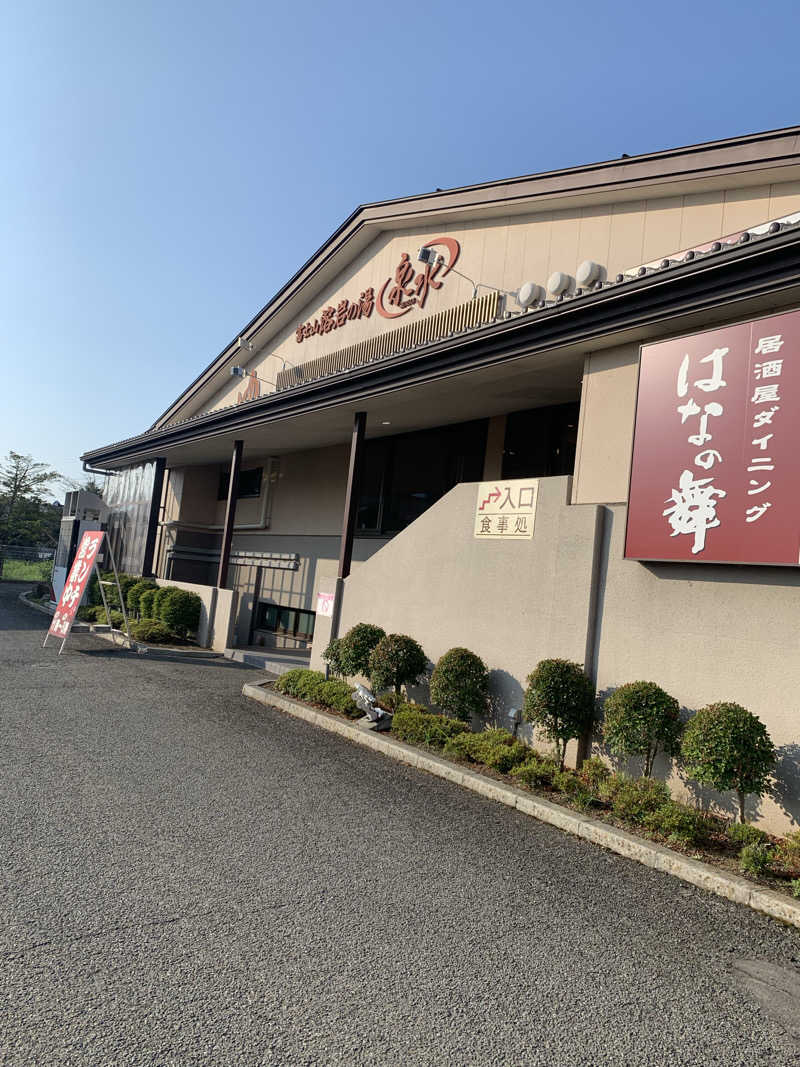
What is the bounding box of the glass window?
[502,403,579,479]
[256,601,316,642]
[356,419,487,536]
[217,467,263,501]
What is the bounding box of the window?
[356,419,488,535]
[217,466,263,501]
[255,602,316,641]
[502,403,579,479]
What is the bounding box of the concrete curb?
[243,680,800,932]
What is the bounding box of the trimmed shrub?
[791,879,800,900]
[442,728,529,774]
[139,588,157,618]
[368,634,427,695]
[76,605,96,621]
[131,618,173,643]
[602,681,683,777]
[429,647,489,723]
[511,757,559,789]
[643,802,717,847]
[553,770,595,809]
[317,680,360,718]
[601,774,670,825]
[159,589,202,637]
[774,830,800,875]
[391,707,470,749]
[681,702,775,824]
[578,756,611,793]
[523,659,595,770]
[322,638,346,678]
[95,608,126,629]
[98,573,139,609]
[727,822,770,849]
[127,579,157,616]
[339,623,386,679]
[274,668,310,696]
[739,842,775,877]
[377,691,404,712]
[153,585,179,619]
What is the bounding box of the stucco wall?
[592,506,800,834]
[154,577,237,651]
[194,179,800,418]
[310,477,601,716]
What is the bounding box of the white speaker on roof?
[517,282,544,308]
[576,260,603,286]
[547,271,572,296]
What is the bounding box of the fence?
[0,544,55,582]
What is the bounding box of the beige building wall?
[184,179,800,420]
[592,505,800,835]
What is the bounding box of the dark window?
[217,466,263,501]
[256,602,316,641]
[502,403,579,479]
[356,419,488,536]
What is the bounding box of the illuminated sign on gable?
[294,236,460,343]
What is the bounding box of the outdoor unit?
[52,491,108,601]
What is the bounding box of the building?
[82,127,800,833]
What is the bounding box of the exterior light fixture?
[576,260,603,287]
[231,365,246,378]
[516,281,544,308]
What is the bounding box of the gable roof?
[151,125,800,431]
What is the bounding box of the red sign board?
[48,531,104,639]
[625,309,800,565]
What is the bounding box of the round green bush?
[127,579,157,615]
[727,822,770,849]
[429,647,489,722]
[159,589,202,636]
[322,637,346,678]
[317,679,360,718]
[339,623,386,679]
[95,608,125,629]
[642,801,717,847]
[510,757,559,789]
[578,756,611,792]
[131,618,173,643]
[274,668,310,696]
[153,585,178,618]
[523,659,595,770]
[681,702,775,824]
[602,681,682,777]
[390,707,469,749]
[368,634,427,695]
[139,588,157,618]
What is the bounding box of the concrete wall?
[310,477,601,722]
[309,479,799,836]
[154,577,237,652]
[592,506,800,834]
[193,180,800,419]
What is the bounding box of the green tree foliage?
[0,451,62,546]
[681,702,775,824]
[322,637,346,677]
[338,623,386,679]
[523,659,595,771]
[429,647,489,722]
[126,579,157,616]
[368,634,427,695]
[602,681,683,778]
[139,588,157,618]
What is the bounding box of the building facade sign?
[625,308,800,565]
[294,237,460,342]
[474,479,538,539]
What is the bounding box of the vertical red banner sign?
[625,308,800,565]
[48,530,105,640]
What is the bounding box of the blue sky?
[2,0,799,496]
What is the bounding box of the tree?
[368,634,427,696]
[338,622,386,679]
[681,702,775,824]
[523,659,595,771]
[429,647,489,722]
[0,452,62,546]
[602,681,683,777]
[60,474,104,498]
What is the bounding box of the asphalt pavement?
[2,580,800,1066]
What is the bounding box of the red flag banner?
[625,308,800,566]
[48,530,105,640]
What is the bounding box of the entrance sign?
[625,308,800,565]
[474,479,538,539]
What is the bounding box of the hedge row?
[78,576,202,644]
